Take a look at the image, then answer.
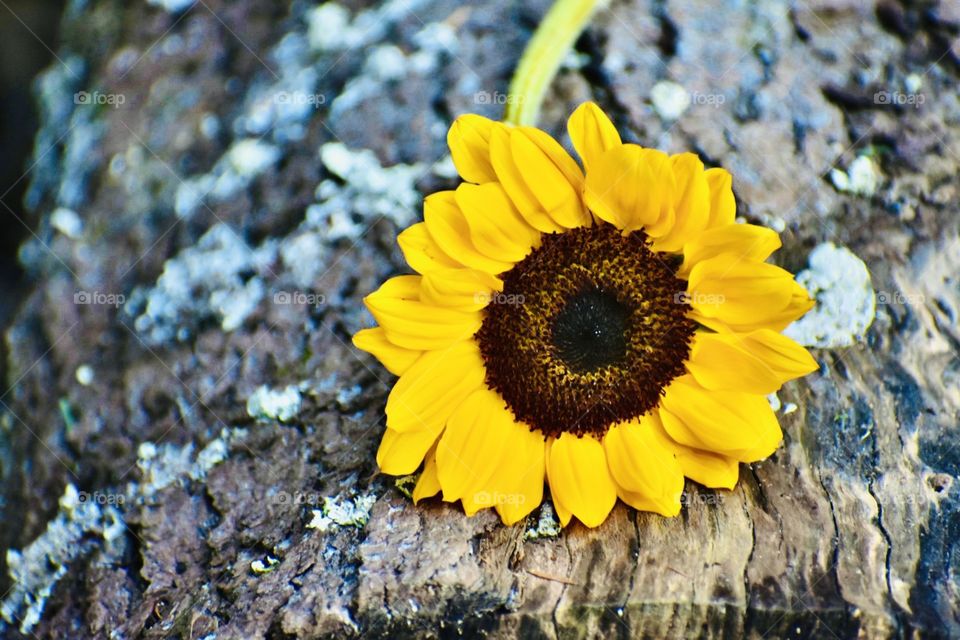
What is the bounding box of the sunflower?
[353,102,817,528]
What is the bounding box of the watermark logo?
[78,491,125,506]
[474,91,523,106]
[74,91,126,108]
[274,491,323,506]
[474,291,525,306]
[274,91,327,108]
[673,291,725,306]
[473,491,526,506]
[875,290,924,305]
[74,291,126,308]
[680,491,724,506]
[691,92,726,107]
[874,90,924,108]
[273,291,326,307]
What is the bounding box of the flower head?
[354,102,817,528]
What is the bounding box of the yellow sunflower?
[353,102,817,528]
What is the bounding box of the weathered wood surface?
[1,0,959,638]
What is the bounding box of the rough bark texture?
[1,0,959,638]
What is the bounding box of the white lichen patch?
[330,21,457,118]
[904,73,923,94]
[784,242,876,348]
[1,485,125,634]
[306,0,432,53]
[129,1,446,324]
[524,501,562,540]
[308,142,424,241]
[768,393,798,415]
[246,385,302,423]
[227,139,281,178]
[250,555,280,575]
[830,156,882,197]
[146,0,194,12]
[767,392,782,411]
[50,207,83,239]
[651,81,691,121]
[174,139,280,218]
[756,212,787,233]
[431,154,458,180]
[2,427,242,634]
[280,232,327,289]
[129,223,277,344]
[75,364,94,386]
[136,427,243,497]
[307,3,353,51]
[306,493,378,533]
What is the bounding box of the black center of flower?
[476,223,695,439]
[552,288,630,373]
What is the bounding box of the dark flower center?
[552,288,630,373]
[476,223,695,438]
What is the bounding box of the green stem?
[505,0,606,126]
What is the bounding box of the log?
[1,0,958,637]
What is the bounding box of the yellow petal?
[496,128,582,231]
[603,416,684,517]
[447,114,497,184]
[689,292,815,333]
[423,191,513,275]
[582,144,676,236]
[659,375,782,462]
[686,254,797,326]
[364,276,482,351]
[647,413,741,490]
[455,182,541,263]
[651,152,711,253]
[436,388,516,503]
[413,448,441,503]
[420,267,503,311]
[567,102,622,173]
[377,427,440,475]
[680,223,781,276]
[460,487,492,516]
[492,422,546,525]
[352,327,422,376]
[687,329,818,394]
[674,447,739,490]
[522,127,587,196]
[704,167,736,229]
[397,222,462,275]
[513,127,590,228]
[617,486,679,517]
[488,125,551,231]
[753,282,815,331]
[545,433,618,528]
[385,340,485,433]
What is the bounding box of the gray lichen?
[128,223,277,344]
[306,493,378,533]
[829,156,883,197]
[784,242,876,348]
[0,426,246,633]
[524,501,562,540]
[311,142,425,242]
[1,485,125,634]
[135,429,239,497]
[246,385,303,424]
